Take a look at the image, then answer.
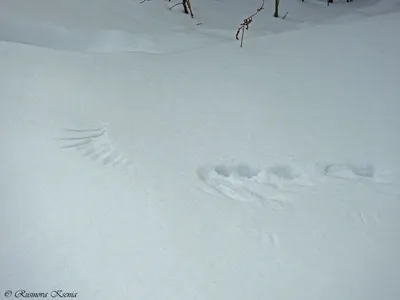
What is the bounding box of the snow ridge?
[0,17,161,53]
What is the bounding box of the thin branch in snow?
[236,0,264,47]
[169,2,183,10]
[169,0,194,18]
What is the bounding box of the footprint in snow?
[324,163,374,178]
[196,163,312,208]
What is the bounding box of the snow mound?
[0,17,162,54]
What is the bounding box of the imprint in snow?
[214,164,262,179]
[257,162,314,189]
[322,163,388,182]
[57,125,131,168]
[197,161,396,204]
[197,163,297,207]
[320,162,398,196]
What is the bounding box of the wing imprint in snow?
[57,125,131,168]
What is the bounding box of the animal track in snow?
[197,161,394,204]
[58,125,131,168]
[322,163,381,181]
[197,163,313,207]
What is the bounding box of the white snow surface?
[1,0,400,299]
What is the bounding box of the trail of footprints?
[57,126,394,205]
[197,161,393,205]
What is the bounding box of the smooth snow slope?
[1,0,400,299]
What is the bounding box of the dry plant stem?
[185,0,194,18]
[236,0,264,47]
[169,0,193,17]
[240,28,245,47]
[169,2,182,10]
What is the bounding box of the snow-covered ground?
[1,0,400,299]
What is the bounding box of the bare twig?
[169,2,183,10]
[274,0,280,17]
[185,0,194,18]
[169,0,194,18]
[282,11,289,19]
[236,0,265,47]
